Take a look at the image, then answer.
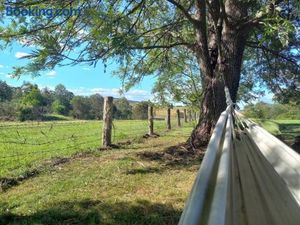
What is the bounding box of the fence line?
[1,100,198,178]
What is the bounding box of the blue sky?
[0,41,274,104]
[0,41,155,101]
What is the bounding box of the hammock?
[178,88,300,225]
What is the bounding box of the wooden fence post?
[177,109,181,127]
[148,105,154,135]
[102,96,113,147]
[167,108,171,130]
[184,109,188,123]
[188,110,192,122]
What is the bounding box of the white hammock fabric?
[178,92,300,225]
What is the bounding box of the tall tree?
[53,84,74,115]
[0,81,13,102]
[132,101,148,120]
[1,0,299,148]
[88,94,104,120]
[113,97,133,119]
[71,96,92,119]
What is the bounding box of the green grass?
[0,124,197,225]
[0,119,187,178]
[254,119,300,144]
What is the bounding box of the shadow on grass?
[134,143,204,174]
[276,123,300,149]
[0,199,181,225]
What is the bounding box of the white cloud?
[82,67,91,71]
[0,72,5,75]
[0,64,4,68]
[69,87,152,101]
[6,74,13,79]
[15,52,31,59]
[46,70,57,77]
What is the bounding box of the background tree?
[132,101,148,120]
[0,81,13,102]
[152,51,202,108]
[1,0,299,147]
[53,84,74,115]
[41,87,55,114]
[88,94,104,120]
[19,84,45,121]
[243,102,300,120]
[71,96,92,119]
[113,97,133,119]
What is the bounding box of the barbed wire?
[0,132,100,146]
[0,120,97,129]
[0,138,101,159]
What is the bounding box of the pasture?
[0,120,183,178]
[255,119,300,145]
[0,119,299,225]
[0,120,197,225]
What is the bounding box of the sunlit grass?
[0,119,189,178]
[0,124,196,225]
[255,119,300,144]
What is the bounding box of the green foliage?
[0,101,18,120]
[88,94,104,120]
[0,81,13,102]
[21,85,44,107]
[243,102,300,120]
[152,51,202,107]
[113,97,133,119]
[51,100,66,115]
[0,0,299,118]
[19,85,45,121]
[132,101,148,120]
[71,96,92,119]
[53,84,74,115]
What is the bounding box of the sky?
[0,42,273,105]
[0,41,156,101]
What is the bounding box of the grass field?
[0,118,298,225]
[254,119,300,145]
[0,119,187,178]
[0,121,197,225]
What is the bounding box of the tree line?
[0,81,148,121]
[243,102,300,120]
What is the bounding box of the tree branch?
[246,41,300,68]
[127,42,190,50]
[165,0,198,25]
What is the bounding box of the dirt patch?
[142,133,160,139]
[98,140,133,151]
[0,169,39,192]
[137,143,205,167]
[0,153,91,192]
[126,167,161,175]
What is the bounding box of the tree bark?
[189,1,249,148]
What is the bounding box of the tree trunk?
[190,2,249,148]
[176,109,181,127]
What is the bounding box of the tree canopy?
[1,0,299,146]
